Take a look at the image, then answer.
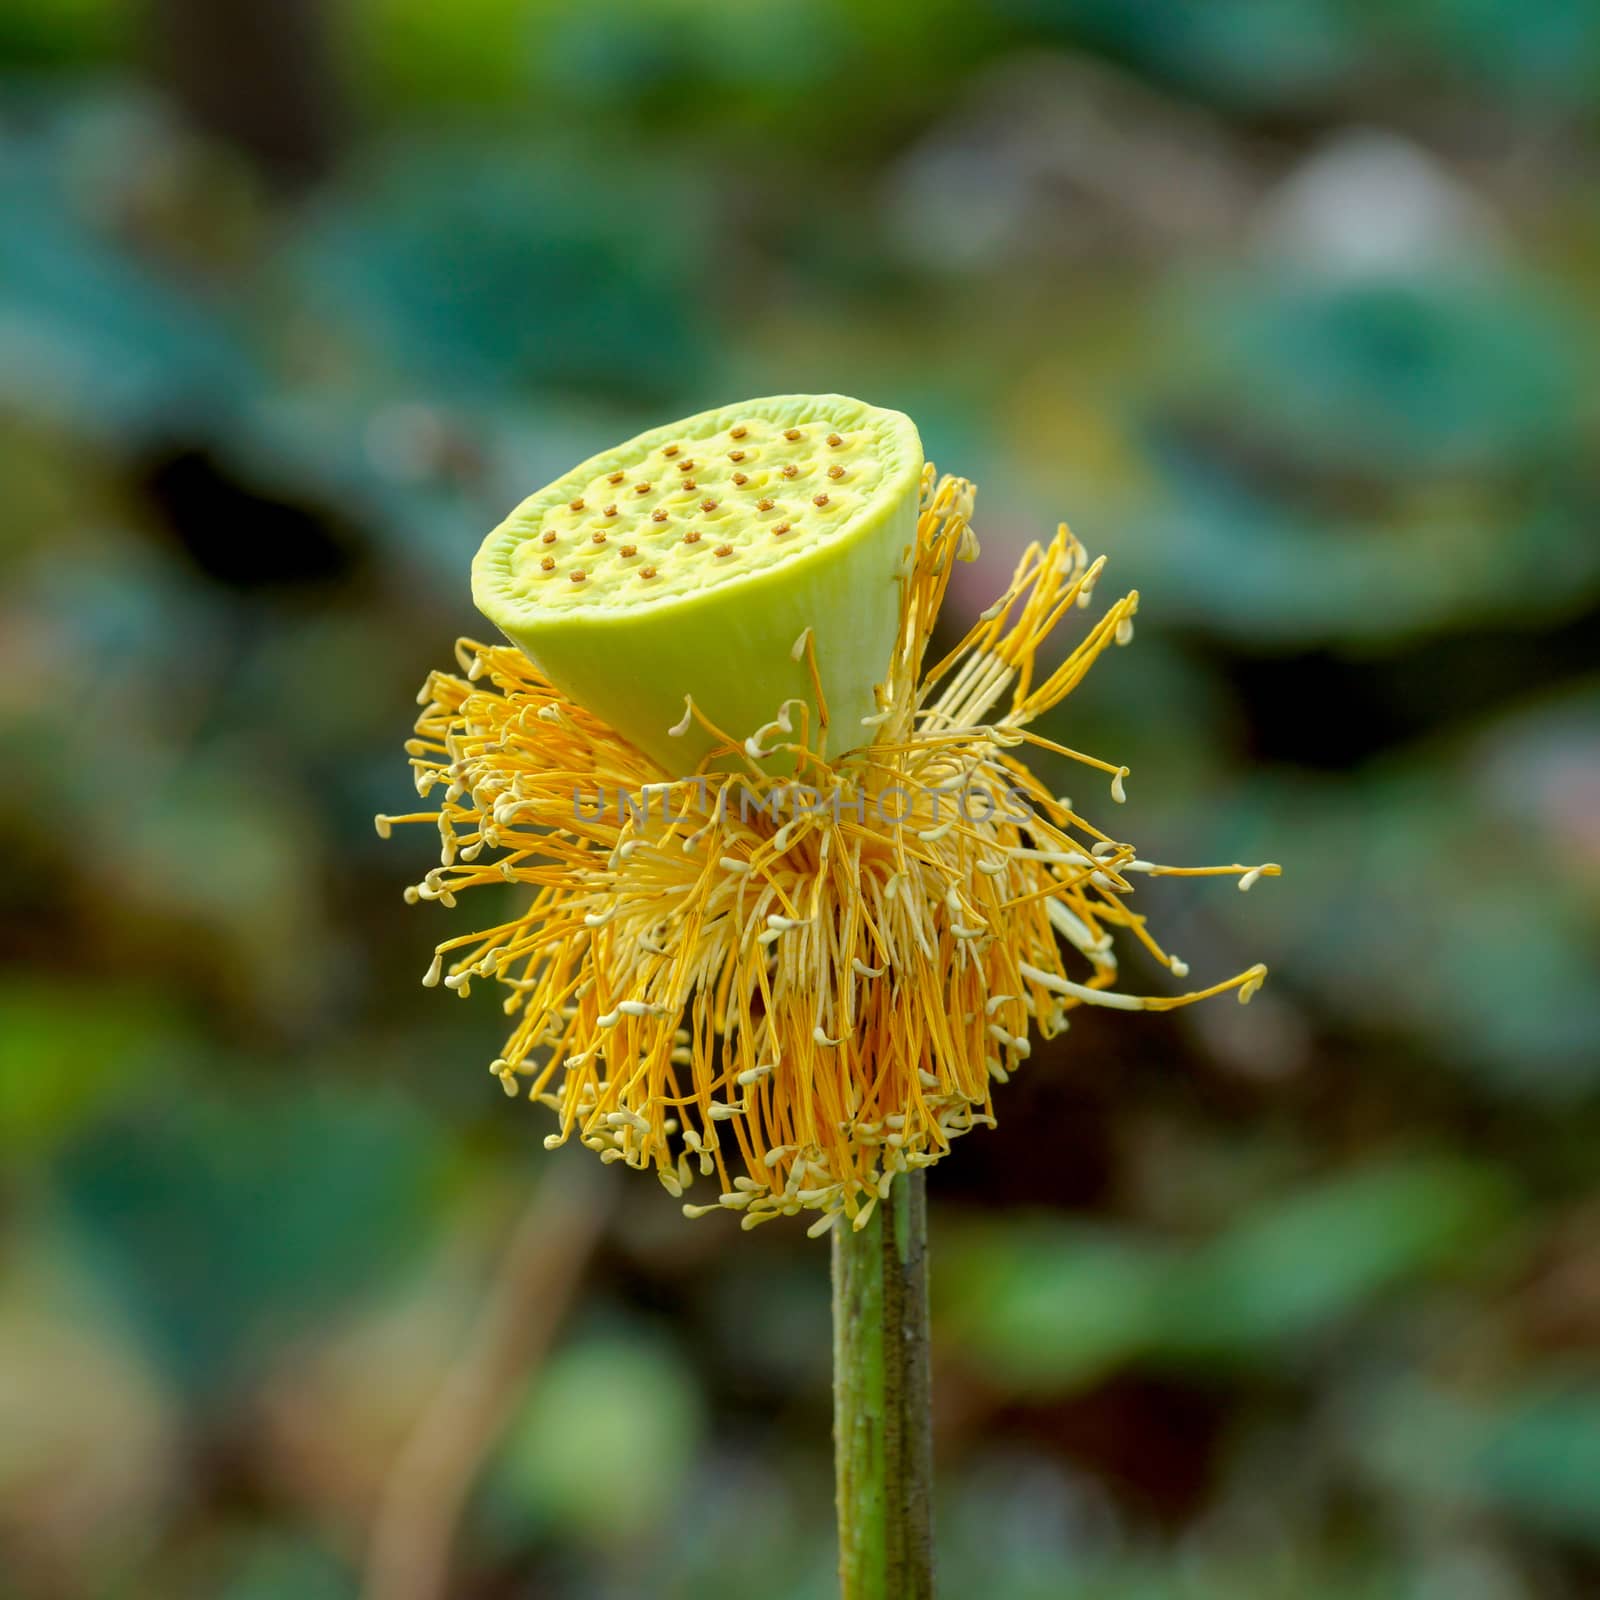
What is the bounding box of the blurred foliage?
[495,1330,705,1545]
[939,1158,1514,1388]
[1,0,1597,1597]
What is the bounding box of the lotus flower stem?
[832,1171,935,1599]
[387,393,1276,1596]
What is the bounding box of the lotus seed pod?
[471,395,923,772]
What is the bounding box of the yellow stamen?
[388,472,1276,1224]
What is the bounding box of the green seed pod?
[471,394,923,773]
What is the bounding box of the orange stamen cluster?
[383,471,1276,1232]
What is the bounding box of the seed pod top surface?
[471,394,923,771]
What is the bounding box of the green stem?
[832,1171,935,1599]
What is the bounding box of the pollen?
[783,427,801,440]
[700,499,717,512]
[781,464,798,479]
[758,497,775,511]
[608,470,625,484]
[664,444,680,457]
[683,529,702,544]
[539,555,555,571]
[828,466,844,479]
[634,482,652,494]
[591,530,608,543]
[814,494,830,506]
[640,564,656,578]
[714,543,733,557]
[733,472,749,485]
[772,521,791,536]
[827,433,842,447]
[540,529,557,544]
[570,569,585,582]
[730,424,747,439]
[619,543,637,557]
[569,497,584,511]
[729,450,746,462]
[651,509,668,522]
[604,504,618,518]
[677,458,695,472]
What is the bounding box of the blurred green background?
[3,1,1599,1596]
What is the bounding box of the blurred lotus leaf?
[293,139,714,400]
[0,91,259,442]
[1219,693,1600,1097]
[1359,1378,1600,1549]
[55,1086,442,1397]
[1165,272,1583,476]
[0,979,179,1157]
[940,1159,1509,1391]
[495,1329,705,1546]
[214,1534,354,1600]
[1125,271,1600,644]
